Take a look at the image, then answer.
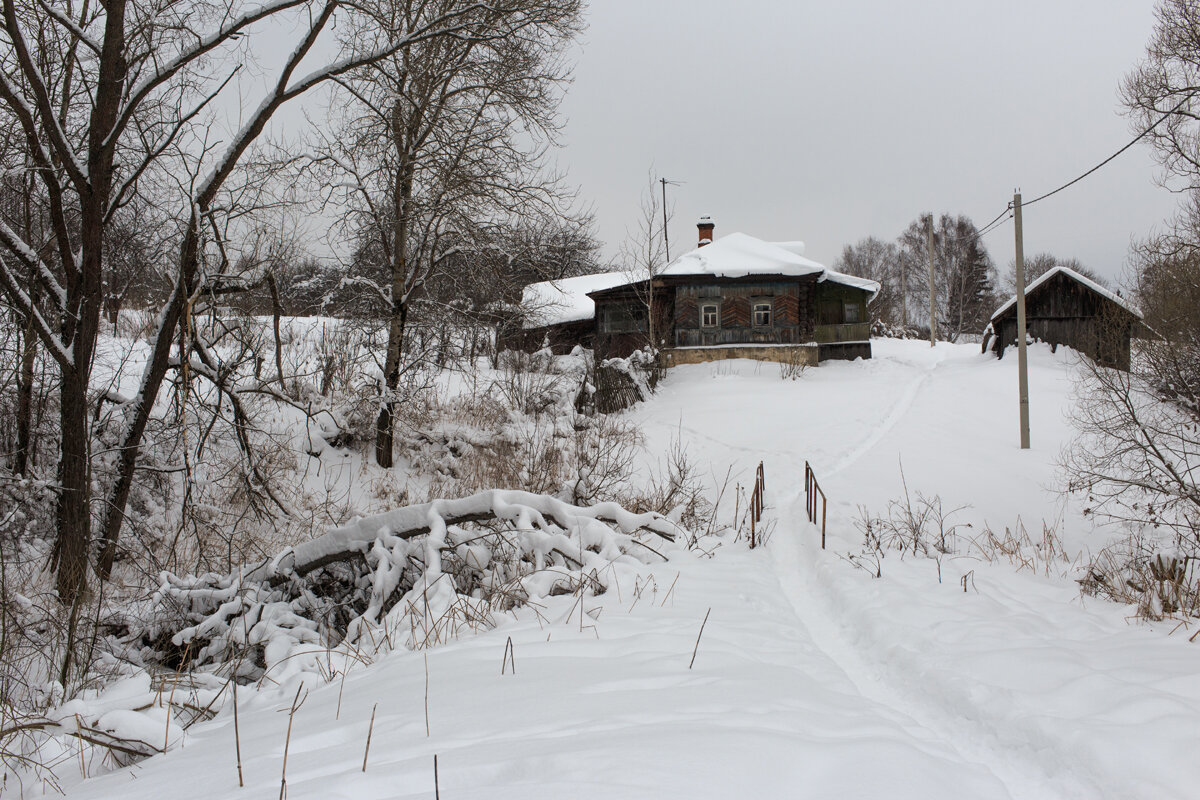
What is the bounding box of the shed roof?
[990,266,1141,322]
[520,271,630,329]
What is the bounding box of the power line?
[1022,91,1196,209]
[975,206,1013,239]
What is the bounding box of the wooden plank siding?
[724,296,750,328]
[589,272,873,362]
[774,293,800,326]
[989,270,1138,371]
[672,278,816,348]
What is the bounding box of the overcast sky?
[556,1,1179,286]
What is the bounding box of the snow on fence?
[804,461,827,548]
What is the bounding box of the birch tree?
[897,213,997,341]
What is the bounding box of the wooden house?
[983,266,1141,370]
[512,220,878,366]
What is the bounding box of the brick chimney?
[697,215,715,247]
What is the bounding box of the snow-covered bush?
[871,320,921,339]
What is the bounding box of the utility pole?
[1013,192,1031,449]
[927,214,936,346]
[650,177,680,350]
[659,177,672,262]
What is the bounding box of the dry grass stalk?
[233,680,243,788]
[689,608,711,670]
[361,703,376,773]
[501,637,516,675]
[278,684,305,800]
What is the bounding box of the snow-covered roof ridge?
[990,265,1141,322]
[660,232,826,279]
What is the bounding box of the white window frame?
[701,302,720,328]
[752,300,772,327]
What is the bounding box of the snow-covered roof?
[771,240,807,257]
[520,271,630,329]
[660,232,827,279]
[519,233,878,327]
[990,265,1141,322]
[821,268,881,299]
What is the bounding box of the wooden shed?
[984,266,1141,370]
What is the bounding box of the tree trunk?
[15,280,37,476]
[375,115,415,470]
[267,272,285,392]
[375,301,408,468]
[55,367,91,604]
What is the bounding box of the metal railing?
[804,460,827,548]
[749,461,766,548]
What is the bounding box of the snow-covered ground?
[63,340,1200,800]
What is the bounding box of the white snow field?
[66,340,1199,800]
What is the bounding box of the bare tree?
[316,0,583,467]
[0,0,502,608]
[1000,253,1105,295]
[834,237,901,326]
[617,172,671,351]
[1063,0,1200,597]
[1122,0,1200,191]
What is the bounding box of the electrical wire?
[1021,91,1196,209]
[976,206,1012,236]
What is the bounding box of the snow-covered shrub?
[1079,534,1200,620]
[113,307,159,341]
[871,320,920,339]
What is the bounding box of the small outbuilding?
[983,266,1142,370]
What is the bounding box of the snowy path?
[771,488,1106,800]
[631,341,1200,800]
[824,344,945,478]
[63,341,1200,799]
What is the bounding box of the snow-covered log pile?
[139,491,683,678]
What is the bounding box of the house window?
[753,302,772,327]
[599,302,647,333]
[701,303,719,327]
[843,302,861,324]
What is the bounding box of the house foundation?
[661,343,819,367]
